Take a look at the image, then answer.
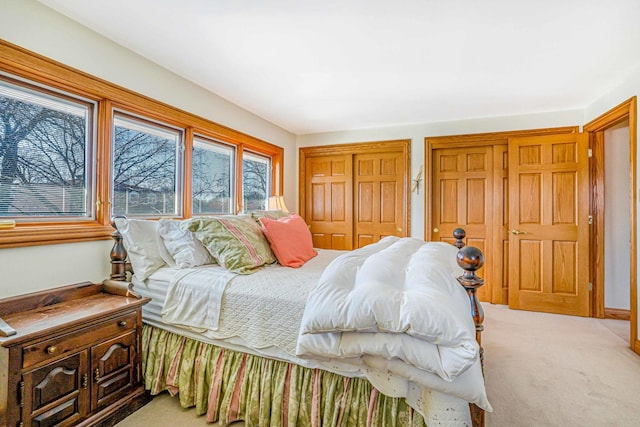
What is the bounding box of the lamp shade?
[268,195,289,212]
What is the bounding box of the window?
[111,113,183,217]
[242,151,271,211]
[0,41,283,248]
[192,136,235,215]
[0,76,94,220]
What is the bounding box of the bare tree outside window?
[242,152,270,211]
[192,137,234,214]
[0,81,91,218]
[112,114,181,217]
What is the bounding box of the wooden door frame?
[425,126,579,305]
[299,139,411,245]
[584,96,638,355]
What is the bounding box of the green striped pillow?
[182,215,276,274]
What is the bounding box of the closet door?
[304,154,353,250]
[431,146,493,302]
[354,151,407,248]
[300,140,410,251]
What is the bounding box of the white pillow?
[157,238,177,267]
[157,219,214,268]
[114,217,166,281]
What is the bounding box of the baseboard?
[634,339,640,356]
[604,307,631,320]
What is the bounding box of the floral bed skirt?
[141,325,426,427]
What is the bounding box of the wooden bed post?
[453,228,486,427]
[110,216,129,281]
[453,227,466,250]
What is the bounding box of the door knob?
[511,229,528,235]
[433,227,439,233]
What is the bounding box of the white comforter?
[297,237,491,411]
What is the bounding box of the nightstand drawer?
[22,311,136,369]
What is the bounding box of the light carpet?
[116,303,640,426]
[483,303,638,427]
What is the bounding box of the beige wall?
[604,125,631,310]
[0,240,113,296]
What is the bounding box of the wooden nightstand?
[0,280,151,427]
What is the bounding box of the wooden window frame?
[111,111,185,219]
[0,40,284,248]
[0,73,98,223]
[241,150,272,212]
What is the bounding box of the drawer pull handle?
[118,320,127,327]
[82,374,88,389]
[46,346,57,355]
[94,368,101,382]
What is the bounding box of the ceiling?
[37,0,640,135]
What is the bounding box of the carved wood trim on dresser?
[0,281,151,427]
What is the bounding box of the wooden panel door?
[305,154,353,250]
[354,152,407,248]
[432,146,493,302]
[508,133,590,316]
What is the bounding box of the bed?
[109,213,490,427]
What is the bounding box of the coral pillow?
[259,213,317,268]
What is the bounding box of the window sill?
[0,223,114,249]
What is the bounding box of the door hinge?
[588,215,593,225]
[588,282,593,291]
[588,148,593,158]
